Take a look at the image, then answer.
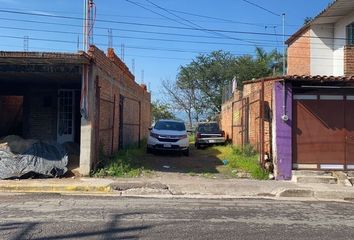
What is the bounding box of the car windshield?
[154,121,186,131]
[197,123,220,134]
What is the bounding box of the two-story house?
[287,0,354,76]
[221,0,354,181]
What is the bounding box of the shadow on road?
[0,213,151,240]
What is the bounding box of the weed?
[93,140,146,178]
[211,144,268,180]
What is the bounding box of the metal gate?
[293,94,354,170]
[118,95,141,148]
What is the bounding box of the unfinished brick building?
[0,46,151,175]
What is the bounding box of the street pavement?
[1,193,354,240]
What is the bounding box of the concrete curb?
[0,185,113,193]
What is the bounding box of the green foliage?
[93,142,146,178]
[173,48,284,118]
[213,144,268,180]
[151,100,175,122]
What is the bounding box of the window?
[154,121,186,131]
[346,22,354,45]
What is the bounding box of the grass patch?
[93,142,146,178]
[212,144,268,180]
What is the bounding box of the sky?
[0,0,331,101]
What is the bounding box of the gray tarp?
[0,141,68,179]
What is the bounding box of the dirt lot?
[141,146,232,178]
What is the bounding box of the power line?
[241,0,280,17]
[0,16,280,43]
[142,0,257,45]
[0,9,349,42]
[0,24,343,51]
[126,0,256,45]
[0,34,348,62]
[0,6,299,28]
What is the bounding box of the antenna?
[77,35,80,51]
[108,28,113,49]
[24,36,29,52]
[141,70,144,84]
[132,59,135,75]
[83,0,96,52]
[121,43,125,61]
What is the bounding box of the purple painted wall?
[274,82,292,180]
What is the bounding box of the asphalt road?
[1,194,354,240]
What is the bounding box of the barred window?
[346,22,354,45]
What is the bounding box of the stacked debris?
[0,135,68,179]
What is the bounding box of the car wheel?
[195,143,201,149]
[183,149,190,156]
[146,147,152,154]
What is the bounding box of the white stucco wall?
[333,12,354,76]
[310,24,334,75]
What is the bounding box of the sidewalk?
[0,173,354,201]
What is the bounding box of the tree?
[151,101,175,123]
[164,48,284,122]
[161,79,197,127]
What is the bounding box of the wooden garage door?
[293,94,350,170]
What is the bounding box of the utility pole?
[132,59,135,75]
[83,0,88,52]
[83,0,95,52]
[121,43,125,61]
[24,36,29,52]
[108,28,113,49]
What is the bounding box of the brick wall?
[23,90,58,141]
[344,45,354,76]
[88,46,151,156]
[287,28,311,75]
[0,96,23,137]
[221,79,275,155]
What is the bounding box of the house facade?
[221,0,354,180]
[0,46,151,175]
[287,0,354,76]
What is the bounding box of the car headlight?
[179,134,188,139]
[150,132,159,138]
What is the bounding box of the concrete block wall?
[287,28,311,75]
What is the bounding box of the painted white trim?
[293,95,317,100]
[293,164,318,169]
[320,164,344,170]
[319,95,344,100]
[347,96,354,100]
[346,165,354,170]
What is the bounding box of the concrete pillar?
[273,81,293,180]
[79,119,93,175]
[79,64,96,176]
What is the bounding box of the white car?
[147,119,189,156]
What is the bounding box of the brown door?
[345,96,354,169]
[293,95,345,169]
